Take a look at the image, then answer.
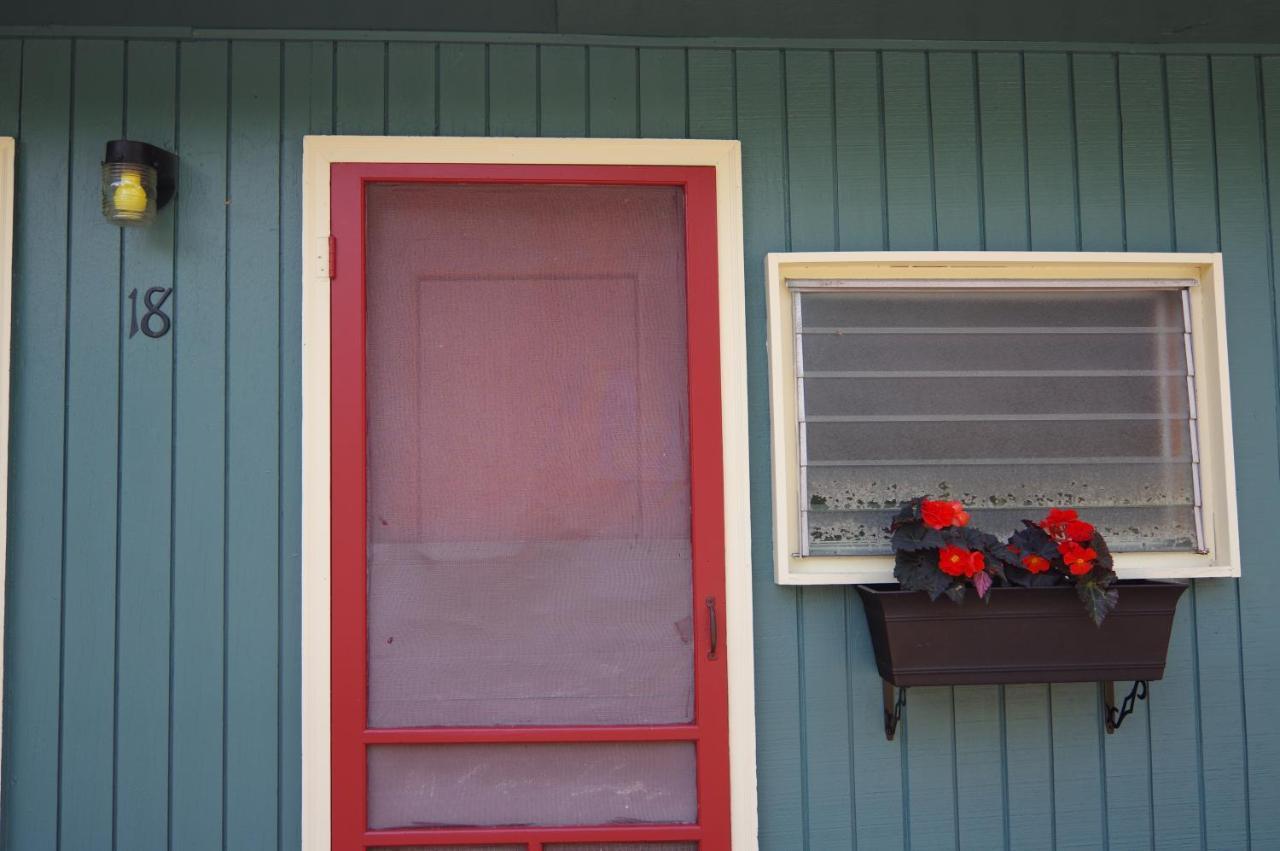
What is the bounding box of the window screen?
[364,183,693,728]
[366,743,698,830]
[793,283,1204,555]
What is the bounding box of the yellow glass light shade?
[101,162,157,226]
[113,170,149,214]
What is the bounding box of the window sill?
[775,551,1238,585]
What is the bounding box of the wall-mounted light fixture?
[101,140,178,226]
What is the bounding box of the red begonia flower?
[1064,519,1095,543]
[922,499,970,530]
[1040,507,1095,543]
[938,545,985,578]
[1042,508,1079,527]
[921,500,954,530]
[1058,541,1098,576]
[1021,553,1051,574]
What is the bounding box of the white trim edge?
[300,136,758,849]
[0,137,14,795]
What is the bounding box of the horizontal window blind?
[790,283,1205,556]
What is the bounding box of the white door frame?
[299,136,758,849]
[0,137,14,799]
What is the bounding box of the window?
[767,252,1240,584]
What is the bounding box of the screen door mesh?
[366,742,698,829]
[364,183,693,728]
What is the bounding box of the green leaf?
[1005,567,1064,588]
[1010,522,1060,562]
[894,550,952,600]
[1003,522,1065,587]
[1076,578,1120,626]
[891,522,945,552]
[1088,530,1115,573]
[945,526,1011,582]
[984,540,1023,571]
[952,525,1000,551]
[944,582,967,604]
[889,497,924,529]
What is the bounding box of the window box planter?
[857,579,1188,739]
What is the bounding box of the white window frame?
[301,136,757,850]
[0,137,14,787]
[766,251,1240,585]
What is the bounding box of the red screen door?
[330,163,730,850]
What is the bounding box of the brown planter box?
[857,579,1188,687]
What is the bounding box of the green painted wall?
[0,34,1277,850]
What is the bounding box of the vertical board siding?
[225,40,282,850]
[1132,53,1200,851]
[438,43,485,136]
[0,40,20,136]
[1211,54,1279,851]
[278,40,318,851]
[114,40,177,851]
[976,49,1056,851]
[832,51,887,251]
[882,48,962,851]
[2,34,1279,851]
[1072,54,1126,251]
[538,45,587,137]
[58,37,123,851]
[1092,49,1161,851]
[734,48,807,851]
[170,39,230,851]
[3,37,71,851]
[489,45,538,136]
[588,46,638,137]
[386,42,437,136]
[335,42,386,136]
[783,48,855,851]
[639,47,687,138]
[928,51,1002,851]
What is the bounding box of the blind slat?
[800,369,1188,378]
[803,456,1192,467]
[800,325,1184,335]
[788,277,1196,290]
[803,413,1187,423]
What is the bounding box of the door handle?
[706,596,719,660]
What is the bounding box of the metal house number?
[128,287,173,339]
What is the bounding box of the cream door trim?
[300,136,757,849]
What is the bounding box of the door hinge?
[328,234,337,280]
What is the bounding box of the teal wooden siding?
[0,34,1277,850]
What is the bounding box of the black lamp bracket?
[104,140,179,210]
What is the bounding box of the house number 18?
[128,287,173,339]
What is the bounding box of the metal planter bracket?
[882,681,907,741]
[882,679,1150,740]
[1103,680,1149,734]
